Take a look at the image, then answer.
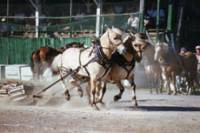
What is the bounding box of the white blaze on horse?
[93,33,147,106]
[51,27,126,109]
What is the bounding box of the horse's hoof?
[173,92,177,95]
[156,90,159,94]
[132,97,138,106]
[33,95,43,99]
[98,100,105,105]
[114,95,121,101]
[132,101,138,106]
[91,103,100,110]
[95,98,100,103]
[79,91,83,97]
[96,92,100,96]
[167,91,171,95]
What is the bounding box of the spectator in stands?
[14,9,25,24]
[75,9,85,21]
[114,3,123,14]
[106,7,116,27]
[0,18,7,37]
[179,47,187,55]
[195,45,200,73]
[147,3,165,28]
[124,14,139,33]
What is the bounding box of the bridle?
[107,30,123,48]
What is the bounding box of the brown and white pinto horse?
[30,42,84,79]
[92,33,147,106]
[154,42,199,95]
[51,27,126,109]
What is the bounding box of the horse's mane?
[111,35,135,66]
[123,36,136,54]
[111,52,132,66]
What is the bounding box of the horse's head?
[123,33,148,62]
[101,26,126,55]
[154,42,169,62]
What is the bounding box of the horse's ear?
[123,34,130,43]
[107,28,111,32]
[131,34,136,41]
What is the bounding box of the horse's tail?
[51,54,62,75]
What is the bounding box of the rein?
[58,31,122,80]
[111,36,138,80]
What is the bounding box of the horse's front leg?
[114,80,124,101]
[159,73,163,93]
[171,72,177,95]
[96,80,102,96]
[164,72,171,94]
[96,81,107,104]
[90,78,99,110]
[86,81,91,104]
[145,66,152,93]
[185,73,192,95]
[129,78,138,106]
[154,73,159,94]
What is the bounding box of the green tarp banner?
[0,37,92,65]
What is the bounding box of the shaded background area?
[0,0,200,52]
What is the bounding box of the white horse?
[51,27,126,109]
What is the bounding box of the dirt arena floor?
[0,82,200,133]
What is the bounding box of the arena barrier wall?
[0,37,92,64]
